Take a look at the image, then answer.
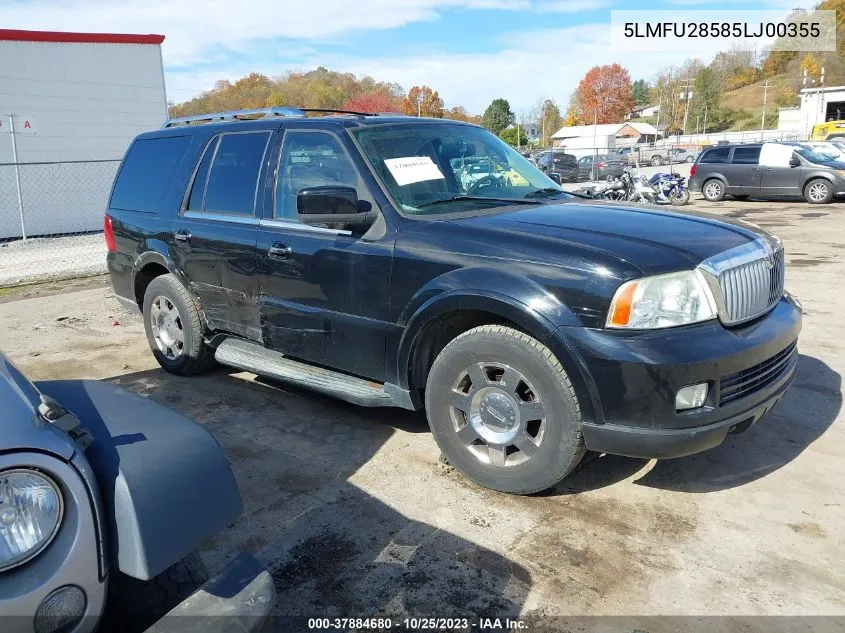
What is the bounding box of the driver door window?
[274,131,369,221]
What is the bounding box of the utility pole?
[680,80,693,137]
[761,80,770,140]
[7,114,27,240]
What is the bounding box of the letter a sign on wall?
[1,115,37,134]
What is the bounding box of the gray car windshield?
[352,122,567,215]
[796,147,836,163]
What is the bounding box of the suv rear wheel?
[702,178,726,202]
[142,274,216,376]
[425,325,585,495]
[804,178,834,204]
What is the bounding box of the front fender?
[36,380,243,581]
[394,267,582,388]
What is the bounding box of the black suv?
[536,151,580,183]
[106,107,802,494]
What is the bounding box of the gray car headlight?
[0,469,63,571]
[606,270,717,329]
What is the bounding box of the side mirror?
[297,186,374,228]
[789,156,801,168]
[548,173,562,185]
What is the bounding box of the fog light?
[34,585,86,633]
[676,383,708,411]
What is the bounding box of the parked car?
[576,154,626,181]
[536,150,579,182]
[668,148,698,163]
[106,107,802,495]
[0,352,274,633]
[689,142,845,204]
[615,145,669,166]
[798,141,845,161]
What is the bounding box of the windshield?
[796,147,837,163]
[352,122,566,215]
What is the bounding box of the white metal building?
[0,29,167,238]
[796,85,845,137]
[550,122,659,153]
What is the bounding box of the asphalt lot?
[1,194,843,627]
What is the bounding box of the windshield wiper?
[524,187,566,199]
[416,196,540,209]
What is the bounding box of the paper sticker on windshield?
[384,156,445,186]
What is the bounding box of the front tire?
[651,155,663,166]
[702,178,726,202]
[425,325,585,495]
[142,273,216,376]
[804,178,833,204]
[669,188,691,205]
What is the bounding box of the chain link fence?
[0,160,120,286]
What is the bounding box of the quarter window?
[203,132,270,216]
[731,147,761,164]
[186,137,218,211]
[700,147,731,163]
[111,136,191,212]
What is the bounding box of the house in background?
[626,104,660,120]
[550,122,659,154]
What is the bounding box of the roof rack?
[163,106,306,128]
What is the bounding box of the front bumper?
[146,553,275,633]
[556,295,802,459]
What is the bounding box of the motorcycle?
[648,172,691,206]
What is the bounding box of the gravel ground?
[0,194,842,629]
[0,232,107,286]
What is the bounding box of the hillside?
[721,74,796,132]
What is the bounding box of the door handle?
[268,242,292,259]
[174,229,191,243]
[764,168,774,172]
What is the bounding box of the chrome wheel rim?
[704,182,722,200]
[150,295,184,360]
[448,362,546,468]
[808,182,829,202]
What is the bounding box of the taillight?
[104,215,117,253]
[597,162,607,168]
[690,164,697,177]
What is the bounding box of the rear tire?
[142,273,216,376]
[104,554,208,633]
[424,325,585,495]
[702,178,726,202]
[651,155,663,166]
[686,156,695,163]
[804,178,834,204]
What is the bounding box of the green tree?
[499,126,528,147]
[482,98,515,135]
[632,79,651,106]
[539,99,562,147]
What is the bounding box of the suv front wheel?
[142,274,216,376]
[425,325,585,495]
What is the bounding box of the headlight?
[606,270,717,329]
[0,469,63,571]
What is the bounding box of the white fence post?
[7,114,27,240]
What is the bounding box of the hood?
[0,353,76,459]
[447,201,765,276]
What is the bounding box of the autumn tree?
[344,91,403,113]
[482,98,515,134]
[575,64,635,124]
[404,85,444,118]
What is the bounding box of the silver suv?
[689,142,845,204]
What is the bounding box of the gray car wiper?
[524,187,567,199]
[416,196,541,208]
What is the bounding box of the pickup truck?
[105,106,801,495]
[615,145,673,166]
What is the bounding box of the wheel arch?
[131,249,191,311]
[394,271,598,422]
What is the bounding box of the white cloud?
[537,0,611,13]
[3,0,533,65]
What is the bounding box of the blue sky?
[7,0,819,114]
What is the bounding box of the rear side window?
[731,147,761,164]
[700,147,731,164]
[203,132,271,215]
[110,136,191,212]
[186,137,218,211]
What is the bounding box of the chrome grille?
[717,247,785,324]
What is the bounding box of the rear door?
[169,129,274,341]
[726,146,762,194]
